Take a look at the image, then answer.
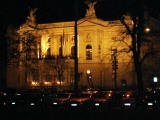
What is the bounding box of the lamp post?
[74,0,79,92]
[86,70,94,89]
[112,49,118,89]
[153,76,158,89]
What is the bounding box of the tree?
[118,0,160,97]
[6,26,38,88]
[44,56,69,89]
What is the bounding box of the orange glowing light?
[145,27,150,32]
[56,81,64,85]
[31,81,39,86]
[44,81,52,85]
[87,70,91,74]
[108,93,111,97]
[57,81,61,85]
[126,94,130,98]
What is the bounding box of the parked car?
[67,92,93,111]
[50,92,72,111]
[91,91,112,111]
[5,92,26,111]
[121,90,136,110]
[142,90,160,110]
[24,92,43,112]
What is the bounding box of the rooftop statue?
[85,1,96,17]
[26,8,38,27]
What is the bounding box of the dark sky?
[0,0,160,30]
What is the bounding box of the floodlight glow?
[44,81,52,85]
[71,104,78,107]
[31,81,39,86]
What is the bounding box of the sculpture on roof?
[85,1,96,17]
[26,8,38,27]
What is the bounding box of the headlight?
[16,93,21,96]
[3,102,6,106]
[124,103,131,106]
[147,102,153,106]
[95,103,100,106]
[12,102,16,105]
[53,102,58,105]
[3,93,7,96]
[71,103,78,107]
[30,103,35,106]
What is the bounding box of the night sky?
[0,0,160,29]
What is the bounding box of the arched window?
[86,45,92,60]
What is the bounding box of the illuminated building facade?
[7,2,137,89]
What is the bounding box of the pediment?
[78,17,109,27]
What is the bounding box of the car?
[142,90,160,110]
[50,92,72,111]
[91,91,112,111]
[24,92,44,112]
[121,90,136,110]
[109,91,124,110]
[0,92,7,112]
[67,92,93,111]
[4,92,26,111]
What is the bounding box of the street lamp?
[145,27,150,32]
[86,69,94,89]
[153,76,158,90]
[87,69,91,74]
[153,77,158,83]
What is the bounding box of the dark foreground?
[0,110,159,120]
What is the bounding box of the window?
[86,45,92,60]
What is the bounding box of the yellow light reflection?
[44,81,52,86]
[41,36,49,58]
[56,81,64,85]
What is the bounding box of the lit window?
[86,45,92,60]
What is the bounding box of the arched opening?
[86,45,92,60]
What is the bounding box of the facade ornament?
[26,8,38,27]
[85,1,96,17]
[86,33,92,42]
